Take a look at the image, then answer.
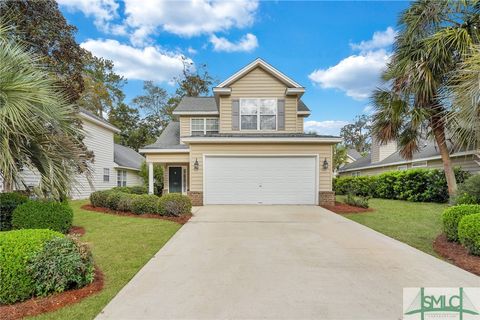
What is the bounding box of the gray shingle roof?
[142,122,189,150]
[298,100,310,112]
[114,144,145,170]
[347,149,362,160]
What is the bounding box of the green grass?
[31,200,181,320]
[338,196,447,256]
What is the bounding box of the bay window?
[240,99,277,130]
[191,118,219,136]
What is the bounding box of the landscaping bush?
[116,192,135,212]
[12,200,73,233]
[0,192,28,231]
[0,229,63,304]
[158,193,192,216]
[106,191,124,210]
[442,204,480,242]
[28,236,94,296]
[112,186,147,194]
[131,194,160,214]
[334,167,470,203]
[453,174,480,205]
[89,190,112,207]
[458,213,480,255]
[344,193,369,208]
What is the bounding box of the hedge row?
[442,205,480,256]
[0,192,28,231]
[0,229,94,304]
[335,168,470,203]
[90,190,191,216]
[111,186,148,194]
[12,201,73,233]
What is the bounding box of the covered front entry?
[204,155,317,205]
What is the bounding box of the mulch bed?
[69,226,86,236]
[81,204,192,224]
[0,267,104,320]
[321,201,374,214]
[433,234,480,276]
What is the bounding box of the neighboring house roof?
[141,122,189,150]
[114,144,145,171]
[172,96,310,115]
[339,141,475,172]
[347,149,362,161]
[79,109,120,133]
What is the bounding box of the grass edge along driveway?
[30,200,181,320]
[338,196,447,257]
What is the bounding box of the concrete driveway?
[97,205,479,320]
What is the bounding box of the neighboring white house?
[0,109,145,199]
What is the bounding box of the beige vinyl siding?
[123,169,143,187]
[297,117,304,132]
[219,67,299,133]
[146,153,190,163]
[179,116,190,140]
[189,143,333,192]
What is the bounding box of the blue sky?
[58,0,410,135]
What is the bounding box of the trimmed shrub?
[12,201,73,233]
[89,190,111,207]
[28,236,94,296]
[112,186,147,194]
[0,229,64,304]
[344,193,369,208]
[0,192,28,231]
[453,174,480,205]
[158,193,192,216]
[458,213,480,255]
[106,191,124,210]
[131,194,159,214]
[442,204,480,242]
[117,192,134,212]
[334,176,375,197]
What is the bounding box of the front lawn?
[337,196,447,256]
[31,200,181,320]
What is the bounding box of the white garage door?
[204,156,317,205]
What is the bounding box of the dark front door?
[169,167,182,193]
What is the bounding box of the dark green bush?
[344,194,369,208]
[458,213,480,255]
[89,190,112,207]
[453,175,480,205]
[0,229,63,304]
[28,236,94,296]
[0,192,28,231]
[158,193,192,216]
[131,194,159,214]
[112,186,147,194]
[442,204,480,242]
[12,201,73,233]
[335,167,470,203]
[106,192,124,210]
[117,192,135,212]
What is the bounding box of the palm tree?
[371,0,479,196]
[0,21,90,200]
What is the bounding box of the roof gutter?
[172,111,219,115]
[114,165,141,171]
[181,137,342,144]
[139,148,190,154]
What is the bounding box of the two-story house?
[140,59,341,206]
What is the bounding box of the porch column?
[148,162,154,195]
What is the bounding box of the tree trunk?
[430,116,457,196]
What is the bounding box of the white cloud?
[80,39,187,83]
[363,105,374,114]
[210,33,258,52]
[187,47,198,55]
[350,27,396,52]
[304,120,349,136]
[57,0,119,32]
[309,50,390,100]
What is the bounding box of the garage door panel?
[204,156,316,205]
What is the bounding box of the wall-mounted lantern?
[194,158,199,170]
[322,157,329,170]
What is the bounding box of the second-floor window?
[240,99,277,130]
[191,118,219,136]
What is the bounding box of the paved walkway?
[96,205,479,319]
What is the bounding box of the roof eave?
[181,137,342,144]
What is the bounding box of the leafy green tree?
[371,0,479,196]
[340,115,371,154]
[132,81,173,132]
[333,145,349,171]
[139,162,163,195]
[0,22,90,199]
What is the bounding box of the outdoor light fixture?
[194,158,199,170]
[323,158,329,170]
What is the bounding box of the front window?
[117,170,127,187]
[397,165,408,171]
[103,168,110,182]
[240,99,277,130]
[191,118,219,136]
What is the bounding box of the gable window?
[103,168,110,182]
[117,170,127,187]
[397,165,408,171]
[351,171,360,177]
[191,118,219,136]
[240,99,277,130]
[412,161,427,168]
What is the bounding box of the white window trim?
[239,98,278,131]
[351,171,360,177]
[397,165,408,171]
[412,161,428,168]
[103,168,110,182]
[117,169,127,187]
[190,118,219,135]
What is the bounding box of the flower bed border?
[433,234,480,276]
[81,204,192,224]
